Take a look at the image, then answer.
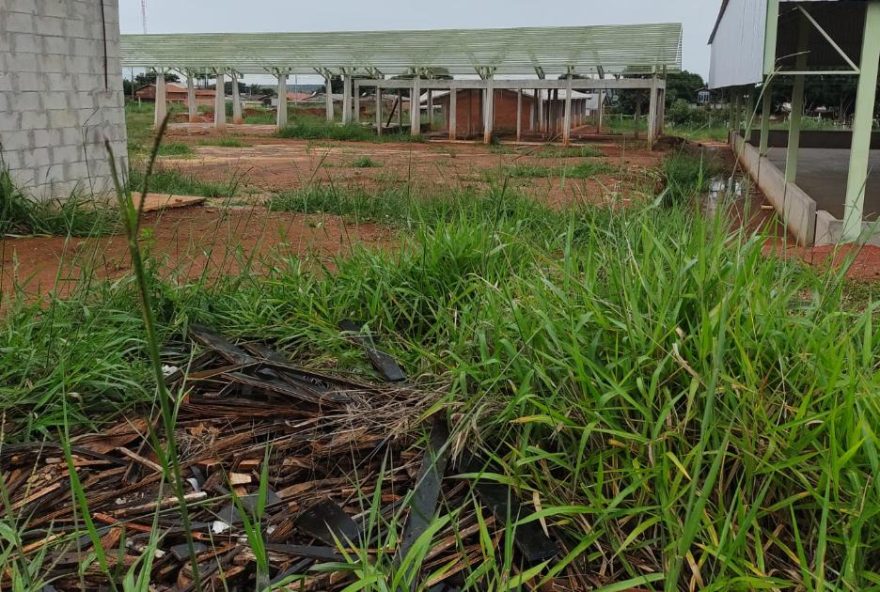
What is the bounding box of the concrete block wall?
[0,0,128,200]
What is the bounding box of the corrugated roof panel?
[121,24,683,77]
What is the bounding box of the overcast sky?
[119,0,721,78]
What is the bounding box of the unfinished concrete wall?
[0,0,128,200]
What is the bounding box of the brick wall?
[0,0,128,200]
[439,90,536,137]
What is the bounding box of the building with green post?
[710,0,880,246]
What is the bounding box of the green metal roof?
[120,24,683,77]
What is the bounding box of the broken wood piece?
[188,325,258,366]
[339,320,407,382]
[170,542,209,562]
[398,419,450,568]
[113,491,208,517]
[295,499,361,546]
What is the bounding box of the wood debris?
[0,327,559,591]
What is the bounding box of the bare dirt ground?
[0,207,391,302]
[160,130,663,209]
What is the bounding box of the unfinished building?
[120,24,682,145]
[710,0,880,245]
[0,0,128,200]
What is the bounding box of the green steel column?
[745,87,755,140]
[728,90,737,130]
[785,15,809,184]
[785,76,805,183]
[759,81,772,156]
[843,2,880,241]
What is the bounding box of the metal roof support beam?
[795,5,859,74]
[356,78,663,91]
[843,2,880,241]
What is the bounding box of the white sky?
[119,0,721,79]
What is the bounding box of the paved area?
[766,148,880,220]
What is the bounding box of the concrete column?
[449,87,457,140]
[342,74,352,124]
[538,90,545,133]
[426,90,433,129]
[483,80,495,144]
[410,78,421,136]
[213,70,226,128]
[397,90,404,129]
[759,82,772,155]
[647,77,659,146]
[354,80,361,124]
[186,74,198,123]
[325,76,334,122]
[597,90,604,133]
[276,72,288,129]
[843,2,880,240]
[563,78,573,145]
[516,90,523,142]
[658,89,666,135]
[375,87,383,136]
[154,70,167,127]
[231,72,243,124]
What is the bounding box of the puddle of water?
[706,176,742,216]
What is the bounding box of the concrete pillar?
[483,81,495,144]
[213,70,226,128]
[426,90,433,129]
[154,70,167,127]
[354,80,361,124]
[325,75,334,122]
[231,72,243,124]
[647,77,659,147]
[397,90,404,129]
[375,87,383,136]
[342,74,352,124]
[538,90,545,133]
[449,87,457,140]
[658,89,666,135]
[276,72,288,129]
[759,82,772,156]
[186,74,198,123]
[516,89,523,142]
[410,78,421,136]
[563,78,573,145]
[597,90,604,134]
[843,2,880,240]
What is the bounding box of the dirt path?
[0,206,392,302]
[158,134,664,209]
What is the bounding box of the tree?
[665,70,706,106]
[131,71,180,89]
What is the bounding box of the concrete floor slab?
[766,148,880,220]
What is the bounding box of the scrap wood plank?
[461,456,558,564]
[223,372,351,405]
[339,320,407,383]
[398,419,451,567]
[295,499,361,547]
[188,325,258,366]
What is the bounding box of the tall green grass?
[2,148,878,589]
[1,166,118,236]
[128,168,240,198]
